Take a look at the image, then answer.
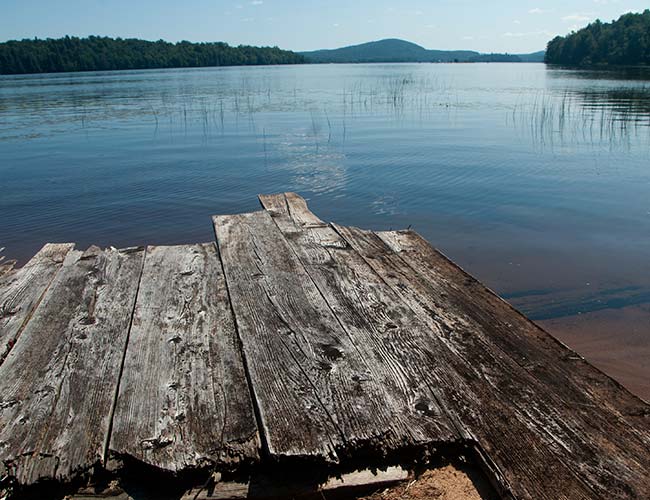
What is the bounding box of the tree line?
[0,36,305,75]
[545,10,650,66]
[468,53,522,63]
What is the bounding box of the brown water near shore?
[539,305,650,402]
[449,243,650,404]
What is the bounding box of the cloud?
[503,30,553,38]
[514,20,521,24]
[251,0,263,4]
[462,36,474,40]
[562,13,595,22]
[528,8,545,14]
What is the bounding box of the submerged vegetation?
[0,36,305,75]
[545,10,650,66]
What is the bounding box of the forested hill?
[0,36,305,75]
[545,10,650,66]
[300,39,544,63]
[301,39,478,63]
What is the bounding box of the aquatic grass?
[4,68,649,153]
[509,86,650,152]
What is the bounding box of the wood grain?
[109,244,259,472]
[336,225,650,499]
[0,243,74,365]
[215,210,437,462]
[378,230,650,437]
[0,245,144,485]
[2,193,649,499]
[258,195,594,498]
[259,193,459,451]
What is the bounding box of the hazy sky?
[1,0,647,53]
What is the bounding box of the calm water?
[1,63,649,328]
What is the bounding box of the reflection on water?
[3,64,649,151]
[1,62,649,396]
[0,70,463,142]
[275,131,347,195]
[0,64,649,319]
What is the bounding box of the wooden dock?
[0,192,648,499]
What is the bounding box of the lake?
[1,63,649,398]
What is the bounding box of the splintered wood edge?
[180,466,409,499]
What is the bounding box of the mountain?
[300,39,544,64]
[300,39,477,63]
[515,51,546,62]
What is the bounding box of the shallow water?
[1,63,649,394]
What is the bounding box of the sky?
[1,0,647,53]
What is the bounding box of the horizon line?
[0,34,546,55]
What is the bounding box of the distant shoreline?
[0,36,545,76]
[0,60,549,77]
[0,36,305,76]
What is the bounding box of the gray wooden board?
[2,192,649,499]
[260,194,596,498]
[377,230,650,440]
[334,224,650,499]
[0,243,74,365]
[215,210,444,461]
[109,244,259,472]
[0,245,144,485]
[258,193,459,451]
[376,231,650,448]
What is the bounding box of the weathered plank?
[2,192,649,499]
[215,210,438,462]
[109,244,259,472]
[260,195,599,498]
[258,193,459,450]
[375,229,650,454]
[0,243,74,365]
[335,224,650,499]
[0,245,144,485]
[378,230,650,437]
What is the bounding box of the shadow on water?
[546,65,650,82]
[504,285,650,321]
